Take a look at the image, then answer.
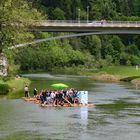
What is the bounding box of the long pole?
[63,97,72,106]
[87,6,89,23]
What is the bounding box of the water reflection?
[80,107,88,126]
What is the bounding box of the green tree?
[90,0,117,20]
[110,36,125,64]
[84,36,101,59]
[0,0,42,54]
[52,8,65,20]
[129,55,140,65]
[127,44,140,56]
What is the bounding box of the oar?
[63,97,73,106]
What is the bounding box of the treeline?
[35,0,140,20]
[13,0,140,72]
[13,33,94,72]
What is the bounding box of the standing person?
[50,91,55,104]
[33,88,38,97]
[24,85,29,97]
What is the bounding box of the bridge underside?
[30,26,140,34]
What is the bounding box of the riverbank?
[50,65,140,84]
[24,65,140,85]
[0,77,30,99]
[88,66,140,85]
[51,65,140,84]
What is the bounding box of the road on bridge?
[30,20,140,34]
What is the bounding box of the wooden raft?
[22,97,95,107]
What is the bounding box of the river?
[0,73,140,140]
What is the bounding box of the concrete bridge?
[11,20,140,49]
[30,20,140,34]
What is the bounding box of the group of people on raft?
[24,85,80,106]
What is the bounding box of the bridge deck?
[30,20,140,34]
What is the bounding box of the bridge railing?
[34,20,140,27]
[40,20,140,24]
[41,20,140,24]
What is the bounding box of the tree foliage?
[0,0,42,53]
[4,0,140,73]
[52,8,65,20]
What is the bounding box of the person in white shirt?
[24,85,29,97]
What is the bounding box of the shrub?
[0,84,10,95]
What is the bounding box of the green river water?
[0,73,140,140]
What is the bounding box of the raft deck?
[22,97,95,107]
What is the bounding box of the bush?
[2,76,12,82]
[129,55,140,65]
[0,84,10,95]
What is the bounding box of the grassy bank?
[0,77,30,99]
[99,66,140,76]
[86,66,140,83]
[51,65,140,83]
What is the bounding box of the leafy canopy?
[0,0,42,53]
